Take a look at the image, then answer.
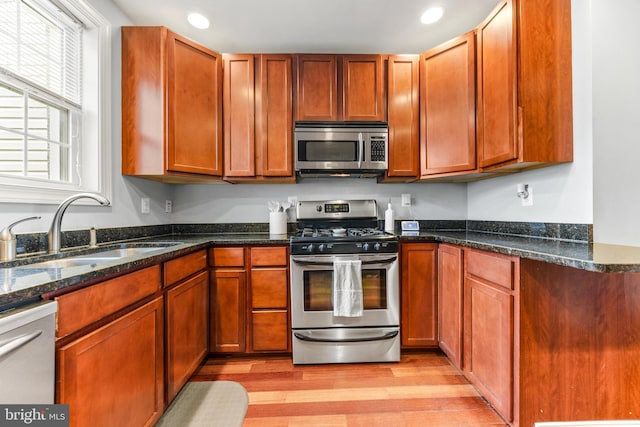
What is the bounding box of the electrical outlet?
[141,197,150,214]
[288,196,297,207]
[165,200,173,213]
[401,193,411,207]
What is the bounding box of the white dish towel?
[333,259,363,317]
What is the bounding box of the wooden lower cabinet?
[400,243,438,348]
[209,245,290,354]
[249,246,289,352]
[463,248,518,422]
[437,244,463,368]
[210,269,246,353]
[57,297,164,427]
[209,246,246,353]
[165,270,209,403]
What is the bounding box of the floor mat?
[156,381,248,427]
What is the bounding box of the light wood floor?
[190,351,508,426]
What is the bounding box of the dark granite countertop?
[0,233,289,312]
[2,228,640,312]
[400,231,640,273]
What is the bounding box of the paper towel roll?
[269,211,287,236]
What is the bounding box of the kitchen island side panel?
[519,259,640,427]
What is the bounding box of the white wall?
[592,0,640,246]
[171,180,467,224]
[466,0,593,226]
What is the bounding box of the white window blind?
[0,0,83,182]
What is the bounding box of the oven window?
[303,269,387,311]
[298,140,358,161]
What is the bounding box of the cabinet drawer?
[210,247,245,267]
[251,310,288,351]
[465,249,517,291]
[164,249,207,287]
[56,266,161,338]
[251,268,288,308]
[250,246,287,266]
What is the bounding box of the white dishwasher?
[0,300,57,404]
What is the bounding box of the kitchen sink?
[11,243,183,270]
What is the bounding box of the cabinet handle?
[0,330,43,359]
[294,330,398,343]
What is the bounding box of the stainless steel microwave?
[294,122,388,177]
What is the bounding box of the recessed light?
[187,12,210,30]
[420,7,444,25]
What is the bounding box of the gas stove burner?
[332,227,347,237]
[295,227,390,239]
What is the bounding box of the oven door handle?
[358,132,363,168]
[293,330,398,343]
[291,256,397,267]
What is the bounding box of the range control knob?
[362,242,370,251]
[374,243,381,251]
[318,244,325,252]
[316,204,323,212]
[306,244,314,253]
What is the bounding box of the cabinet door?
[400,243,438,347]
[167,30,223,175]
[210,269,246,353]
[224,54,256,177]
[165,271,209,403]
[463,276,513,420]
[438,244,463,368]
[476,0,518,168]
[342,55,385,121]
[386,55,419,178]
[57,297,164,427]
[295,55,338,121]
[256,54,293,177]
[463,248,517,421]
[420,32,476,176]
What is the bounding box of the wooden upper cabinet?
[122,26,223,182]
[477,0,573,171]
[294,54,385,122]
[342,55,385,121]
[224,54,256,177]
[256,55,293,177]
[420,32,477,177]
[384,55,419,180]
[295,55,338,121]
[224,54,293,181]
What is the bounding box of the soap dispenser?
[384,201,394,233]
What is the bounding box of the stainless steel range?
[290,199,400,364]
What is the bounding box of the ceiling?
[112,0,500,54]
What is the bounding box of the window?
[0,0,111,204]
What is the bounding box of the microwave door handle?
[358,132,363,168]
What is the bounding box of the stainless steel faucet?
[0,216,41,261]
[48,193,110,254]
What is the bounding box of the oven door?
[290,253,399,329]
